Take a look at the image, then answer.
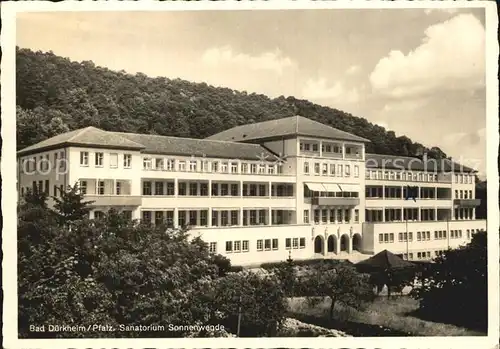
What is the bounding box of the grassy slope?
[287,296,485,336]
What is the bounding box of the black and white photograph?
[2,1,499,348]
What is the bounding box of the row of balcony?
[81,195,479,209]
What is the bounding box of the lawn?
[287,296,486,336]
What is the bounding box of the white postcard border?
[2,1,499,348]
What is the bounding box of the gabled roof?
[206,115,370,143]
[17,127,145,156]
[17,127,277,161]
[365,153,476,173]
[113,132,276,160]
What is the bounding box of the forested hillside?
[16,47,447,160]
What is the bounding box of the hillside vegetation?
[16,47,447,160]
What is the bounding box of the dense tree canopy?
[18,188,287,338]
[300,262,375,319]
[16,47,448,160]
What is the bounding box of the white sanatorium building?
[17,116,486,266]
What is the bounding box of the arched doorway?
[314,235,324,254]
[352,234,362,252]
[327,235,337,253]
[340,234,349,252]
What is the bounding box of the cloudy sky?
[16,8,487,175]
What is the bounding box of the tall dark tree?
[51,183,94,225]
[411,231,487,331]
[273,255,297,297]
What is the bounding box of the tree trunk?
[329,297,336,319]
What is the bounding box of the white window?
[256,239,263,251]
[250,164,257,174]
[258,164,266,174]
[166,159,175,171]
[241,163,248,173]
[59,152,65,169]
[212,162,219,172]
[43,154,49,171]
[178,161,186,171]
[292,238,299,249]
[225,241,233,253]
[322,164,328,175]
[299,238,306,249]
[354,165,359,177]
[95,152,104,167]
[345,165,350,176]
[272,238,278,250]
[123,154,132,168]
[242,240,249,252]
[267,166,275,174]
[314,163,320,175]
[304,162,310,174]
[154,158,164,170]
[231,162,238,173]
[209,242,217,254]
[200,160,209,172]
[143,157,152,170]
[97,181,105,195]
[53,152,58,168]
[79,180,87,195]
[115,181,122,195]
[110,153,118,168]
[264,239,271,250]
[80,152,89,166]
[221,162,228,173]
[234,241,241,253]
[337,164,343,177]
[303,210,309,223]
[189,160,197,172]
[330,164,336,176]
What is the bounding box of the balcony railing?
[453,199,481,208]
[311,197,360,206]
[85,195,143,206]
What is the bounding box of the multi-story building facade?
[17,116,486,266]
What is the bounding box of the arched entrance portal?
[327,235,337,253]
[340,234,349,252]
[314,235,324,254]
[352,234,362,252]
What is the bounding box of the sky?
[16,8,488,176]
